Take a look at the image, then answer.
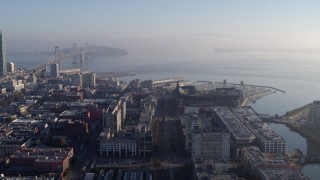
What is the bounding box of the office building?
[99,129,137,157]
[82,72,96,88]
[309,101,320,130]
[242,146,309,180]
[28,73,37,83]
[181,114,203,153]
[0,31,7,76]
[192,129,230,161]
[9,147,73,173]
[233,108,286,154]
[0,136,31,158]
[71,73,82,87]
[99,123,152,158]
[103,100,123,132]
[50,63,59,78]
[214,107,286,155]
[7,62,15,73]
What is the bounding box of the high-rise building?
[82,72,96,88]
[0,31,7,76]
[309,101,320,130]
[28,73,37,83]
[71,73,82,87]
[7,62,15,73]
[50,63,59,78]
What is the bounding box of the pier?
[241,90,275,107]
[215,81,286,93]
[96,72,136,79]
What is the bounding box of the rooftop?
[214,107,255,143]
[10,148,73,162]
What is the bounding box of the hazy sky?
[1,0,320,52]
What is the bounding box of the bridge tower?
[54,46,61,69]
[72,43,78,64]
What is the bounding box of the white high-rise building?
[7,62,15,73]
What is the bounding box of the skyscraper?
[71,73,82,87]
[309,101,320,131]
[7,62,15,73]
[50,63,60,78]
[82,72,96,88]
[0,31,7,76]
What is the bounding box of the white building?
[103,100,126,132]
[7,62,14,73]
[233,108,286,154]
[181,114,203,153]
[3,80,24,92]
[99,129,137,157]
[192,129,230,161]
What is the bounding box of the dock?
[215,82,286,93]
[96,72,136,79]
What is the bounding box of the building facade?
[71,73,82,87]
[7,62,14,73]
[192,130,230,161]
[82,72,96,88]
[9,148,73,173]
[242,146,309,180]
[0,137,31,158]
[0,31,7,76]
[309,101,320,130]
[99,129,137,157]
[50,63,60,78]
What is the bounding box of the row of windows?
[101,144,136,149]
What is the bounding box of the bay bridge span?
[0,44,94,83]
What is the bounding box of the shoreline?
[262,103,320,149]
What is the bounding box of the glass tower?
[0,31,7,76]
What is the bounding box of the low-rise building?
[99,122,152,158]
[0,136,31,159]
[192,129,230,161]
[9,147,73,173]
[98,129,137,158]
[193,159,243,180]
[214,107,286,156]
[242,146,309,180]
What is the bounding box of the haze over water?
[9,48,320,116]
